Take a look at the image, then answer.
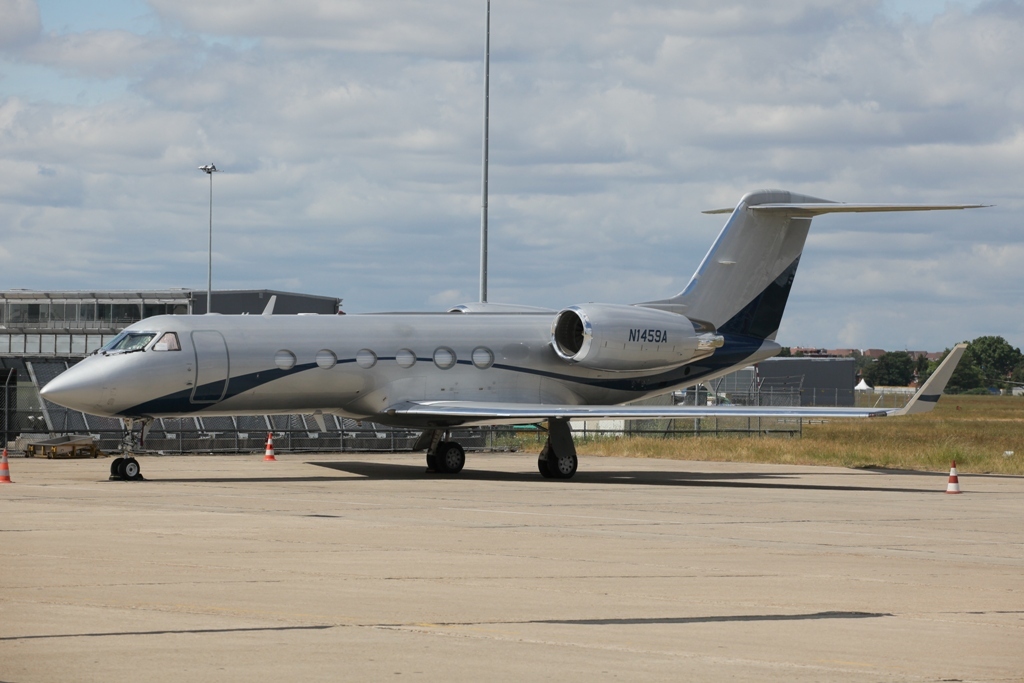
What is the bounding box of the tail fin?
[641,190,986,340]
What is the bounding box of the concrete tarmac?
[1,452,1022,682]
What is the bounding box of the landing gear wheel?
[425,452,439,472]
[114,457,142,481]
[550,451,578,479]
[537,455,553,478]
[436,442,466,474]
[122,457,141,480]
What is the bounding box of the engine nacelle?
[550,303,723,372]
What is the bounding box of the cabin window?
[472,346,494,369]
[275,350,297,370]
[396,349,416,368]
[152,332,181,351]
[356,349,377,369]
[433,347,456,369]
[316,349,337,369]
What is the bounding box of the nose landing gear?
[109,417,150,481]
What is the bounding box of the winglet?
[262,295,277,316]
[892,343,968,416]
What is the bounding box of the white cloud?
[0,0,40,48]
[0,0,1020,351]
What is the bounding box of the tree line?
[861,336,1024,394]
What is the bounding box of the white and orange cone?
[263,432,277,462]
[0,448,12,484]
[945,460,961,494]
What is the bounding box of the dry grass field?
[544,395,1024,475]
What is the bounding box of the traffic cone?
[945,460,961,494]
[0,448,12,484]
[263,432,277,462]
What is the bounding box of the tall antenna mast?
[479,0,491,303]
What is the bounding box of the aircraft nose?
[40,363,111,415]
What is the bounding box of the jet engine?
[550,303,723,372]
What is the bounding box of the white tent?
[855,379,872,391]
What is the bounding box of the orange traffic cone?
[263,432,277,462]
[0,448,12,484]
[945,461,961,494]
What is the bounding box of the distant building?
[757,357,857,407]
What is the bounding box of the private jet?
[41,189,976,480]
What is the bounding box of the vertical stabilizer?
[642,189,831,339]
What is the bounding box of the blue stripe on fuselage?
[117,334,768,417]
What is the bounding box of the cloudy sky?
[0,0,1021,351]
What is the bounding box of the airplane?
[40,189,979,481]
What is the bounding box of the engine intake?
[551,304,722,372]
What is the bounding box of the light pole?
[479,0,490,303]
[198,164,219,314]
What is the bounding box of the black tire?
[540,446,577,480]
[110,457,125,479]
[436,442,466,474]
[426,452,439,471]
[538,455,554,478]
[123,457,141,480]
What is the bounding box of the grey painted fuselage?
[47,311,777,427]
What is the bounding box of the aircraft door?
[191,330,230,403]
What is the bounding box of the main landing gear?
[421,430,467,474]
[537,418,578,480]
[109,417,150,481]
[416,419,579,480]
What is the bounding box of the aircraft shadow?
[0,624,332,642]
[309,461,937,493]
[151,475,359,484]
[525,610,890,625]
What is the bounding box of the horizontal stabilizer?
[703,203,989,216]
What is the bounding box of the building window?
[8,303,48,324]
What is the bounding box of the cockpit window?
[152,332,181,351]
[102,331,156,353]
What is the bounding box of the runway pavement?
[1,452,1022,682]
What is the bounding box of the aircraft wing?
[389,344,967,422]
